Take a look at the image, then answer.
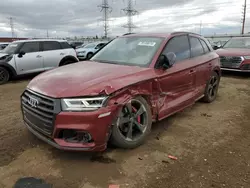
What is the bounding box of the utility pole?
[200,20,202,35]
[241,0,247,34]
[9,17,15,39]
[122,0,138,33]
[98,0,112,38]
[47,30,49,38]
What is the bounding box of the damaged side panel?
[107,78,163,121]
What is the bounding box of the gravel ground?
[0,73,250,188]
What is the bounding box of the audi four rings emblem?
[28,96,39,108]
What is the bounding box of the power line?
[121,0,138,33]
[98,0,112,38]
[242,0,247,34]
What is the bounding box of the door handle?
[60,53,65,55]
[189,69,194,73]
[36,55,42,58]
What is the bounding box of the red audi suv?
[21,32,221,151]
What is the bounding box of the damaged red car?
[21,32,221,151]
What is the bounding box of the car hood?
[27,61,156,98]
[216,48,250,56]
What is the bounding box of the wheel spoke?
[125,102,133,114]
[119,116,130,125]
[134,121,145,133]
[126,122,133,140]
[135,106,145,117]
[208,86,213,96]
[212,79,218,87]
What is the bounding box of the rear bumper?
[221,67,250,72]
[24,105,119,152]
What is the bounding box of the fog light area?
[58,129,93,143]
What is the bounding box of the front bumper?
[77,54,86,60]
[22,94,119,151]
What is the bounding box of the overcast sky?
[0,0,249,38]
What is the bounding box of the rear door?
[41,41,66,70]
[14,41,44,75]
[156,35,197,119]
[189,35,212,99]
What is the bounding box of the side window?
[43,41,61,51]
[162,35,190,62]
[19,42,40,53]
[190,37,204,57]
[199,39,210,53]
[60,42,72,49]
[96,43,105,49]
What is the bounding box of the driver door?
[157,35,196,120]
[14,41,44,75]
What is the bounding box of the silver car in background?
[0,39,78,84]
[76,41,108,60]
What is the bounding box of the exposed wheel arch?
[0,63,17,78]
[59,56,78,66]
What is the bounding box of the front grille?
[21,90,55,136]
[220,56,243,68]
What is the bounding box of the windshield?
[84,43,96,48]
[1,42,21,54]
[91,37,163,67]
[223,38,250,49]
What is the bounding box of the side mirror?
[95,46,100,50]
[158,52,176,69]
[166,52,176,67]
[18,51,25,58]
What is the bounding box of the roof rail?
[122,33,136,36]
[171,31,201,36]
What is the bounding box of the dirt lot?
[0,73,250,188]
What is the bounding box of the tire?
[60,60,74,66]
[86,53,93,60]
[202,71,220,103]
[0,67,10,85]
[110,96,152,149]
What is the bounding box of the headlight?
[78,51,85,54]
[61,97,108,111]
[244,56,250,59]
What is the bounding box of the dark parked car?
[21,32,221,151]
[216,37,250,72]
[68,41,84,49]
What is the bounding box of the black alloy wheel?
[110,96,152,149]
[202,71,220,103]
[0,67,10,85]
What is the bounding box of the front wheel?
[202,71,220,103]
[110,96,152,149]
[86,53,93,60]
[0,67,10,85]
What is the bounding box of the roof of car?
[11,39,67,43]
[121,32,202,38]
[85,41,109,45]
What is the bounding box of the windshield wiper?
[94,60,119,65]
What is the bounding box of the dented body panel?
[22,32,221,151]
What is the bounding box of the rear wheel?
[60,59,74,66]
[110,96,152,149]
[0,67,10,85]
[202,71,220,103]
